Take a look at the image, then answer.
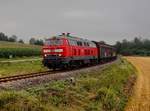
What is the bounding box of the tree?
[29,38,44,46]
[29,38,36,45]
[0,32,8,41]
[114,37,150,56]
[8,35,17,42]
[115,41,121,53]
[18,39,24,44]
[34,39,44,46]
[133,37,142,49]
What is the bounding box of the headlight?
[58,54,62,56]
[55,49,63,52]
[43,49,51,53]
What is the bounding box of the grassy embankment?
[0,41,42,58]
[0,58,136,111]
[0,60,47,77]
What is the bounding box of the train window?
[68,39,72,45]
[71,41,74,45]
[87,42,89,46]
[45,39,63,45]
[73,40,77,46]
[77,41,83,46]
[84,42,89,47]
[77,41,79,46]
[68,39,77,46]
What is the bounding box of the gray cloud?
[0,0,150,44]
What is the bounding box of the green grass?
[0,60,47,77]
[0,56,41,61]
[0,59,136,111]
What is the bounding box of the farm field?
[0,41,42,58]
[125,57,150,111]
[0,58,136,111]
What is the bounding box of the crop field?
[0,58,136,111]
[125,57,150,111]
[0,41,42,58]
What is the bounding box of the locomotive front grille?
[43,55,66,68]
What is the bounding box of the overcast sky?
[0,0,150,44]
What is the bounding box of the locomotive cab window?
[68,39,77,46]
[45,39,63,45]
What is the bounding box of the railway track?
[0,65,96,84]
[0,71,54,83]
[0,60,116,84]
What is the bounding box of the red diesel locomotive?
[42,33,116,69]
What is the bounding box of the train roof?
[46,33,115,49]
[47,33,93,43]
[93,41,116,50]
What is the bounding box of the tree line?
[0,32,44,46]
[114,37,150,56]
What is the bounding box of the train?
[42,33,117,70]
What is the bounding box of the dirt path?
[125,57,150,111]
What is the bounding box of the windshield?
[45,39,63,45]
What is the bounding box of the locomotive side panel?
[67,38,98,65]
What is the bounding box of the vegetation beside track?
[0,56,41,61]
[0,60,47,77]
[0,58,136,111]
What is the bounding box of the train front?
[42,36,68,69]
